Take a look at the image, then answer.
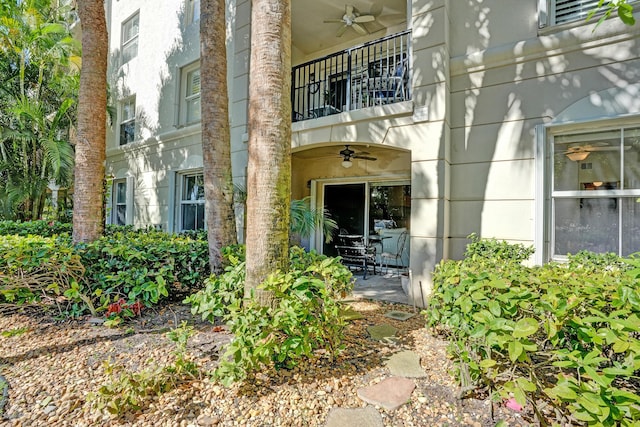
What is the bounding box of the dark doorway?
[328,73,347,111]
[323,183,365,256]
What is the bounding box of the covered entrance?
[321,180,411,269]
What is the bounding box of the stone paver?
[325,406,384,427]
[357,377,416,411]
[366,323,397,341]
[385,350,427,378]
[340,307,365,321]
[383,310,415,321]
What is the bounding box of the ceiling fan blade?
[336,24,348,37]
[364,21,386,34]
[352,22,368,35]
[354,14,375,23]
[346,4,354,16]
[324,19,345,24]
[353,155,377,161]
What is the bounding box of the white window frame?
[119,96,136,146]
[179,172,205,231]
[107,176,134,226]
[180,62,201,125]
[186,0,200,25]
[112,179,127,225]
[121,11,139,64]
[542,124,640,259]
[539,0,638,28]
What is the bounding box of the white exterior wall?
[104,0,247,232]
[104,0,640,303]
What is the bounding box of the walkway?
[350,271,409,305]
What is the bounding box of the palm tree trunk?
[200,0,237,272]
[244,0,292,306]
[73,0,107,243]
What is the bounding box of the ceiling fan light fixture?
[566,151,589,161]
[341,159,353,168]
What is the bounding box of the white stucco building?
[103,0,640,303]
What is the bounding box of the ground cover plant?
[0,223,209,319]
[187,246,354,385]
[426,235,640,426]
[88,322,201,417]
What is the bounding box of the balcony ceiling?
[291,0,407,56]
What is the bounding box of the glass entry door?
[321,180,411,261]
[323,183,366,256]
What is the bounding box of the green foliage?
[427,237,640,426]
[0,226,209,318]
[78,228,209,312]
[88,323,200,417]
[0,1,80,220]
[587,0,636,27]
[187,246,353,386]
[165,322,200,378]
[184,245,246,322]
[0,233,94,315]
[464,233,534,264]
[0,219,71,237]
[290,196,338,244]
[1,326,29,338]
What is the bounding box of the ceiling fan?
[324,5,376,37]
[562,143,619,161]
[339,145,377,168]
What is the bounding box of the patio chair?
[381,230,408,276]
[335,234,377,279]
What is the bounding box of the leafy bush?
[464,232,534,264]
[77,228,209,311]
[0,226,210,318]
[184,245,246,322]
[427,238,640,426]
[187,246,353,385]
[0,220,71,237]
[0,234,94,316]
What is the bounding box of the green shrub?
[0,220,71,237]
[184,245,246,322]
[187,246,353,386]
[77,228,209,311]
[0,234,94,316]
[427,238,640,426]
[0,227,210,318]
[464,232,534,264]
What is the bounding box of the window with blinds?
[186,68,201,124]
[539,0,637,27]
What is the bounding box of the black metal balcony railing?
[291,30,411,122]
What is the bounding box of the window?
[551,127,640,257]
[539,0,638,27]
[182,64,201,124]
[180,173,205,231]
[112,179,127,225]
[186,0,200,25]
[119,97,136,145]
[121,12,139,64]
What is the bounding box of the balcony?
[291,30,411,122]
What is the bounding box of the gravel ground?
[0,300,534,426]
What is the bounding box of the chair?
[381,231,408,276]
[367,63,406,105]
[335,235,377,279]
